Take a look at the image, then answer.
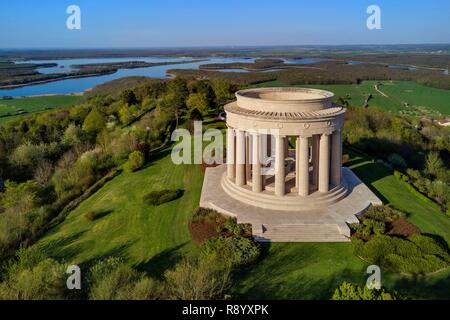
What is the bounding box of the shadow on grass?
[89,209,113,221]
[147,148,172,164]
[80,240,138,270]
[349,161,390,204]
[344,157,367,168]
[39,230,88,262]
[387,270,450,299]
[232,243,367,299]
[136,242,189,279]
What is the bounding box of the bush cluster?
[123,151,145,173]
[201,236,260,268]
[221,218,252,237]
[143,189,184,206]
[83,210,106,221]
[352,234,450,274]
[332,281,400,300]
[350,205,401,238]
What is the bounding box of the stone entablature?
[225,87,345,200]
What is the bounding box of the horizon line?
[1,43,450,51]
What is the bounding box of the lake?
[1,57,256,97]
[1,56,383,97]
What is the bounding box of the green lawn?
[36,151,204,276]
[0,95,82,123]
[233,151,450,299]
[348,151,450,245]
[35,133,450,299]
[256,80,450,115]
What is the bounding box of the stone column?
[284,137,289,156]
[298,136,310,196]
[295,137,300,189]
[252,133,262,193]
[312,135,320,188]
[226,128,235,179]
[246,134,252,182]
[275,135,286,196]
[235,130,246,186]
[266,134,272,157]
[318,133,330,193]
[331,129,342,186]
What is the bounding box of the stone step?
[222,176,349,211]
[254,235,349,242]
[253,224,350,242]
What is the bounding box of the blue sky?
[0,0,449,48]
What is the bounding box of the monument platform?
[200,165,382,242]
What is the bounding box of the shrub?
[363,205,401,223]
[191,207,227,224]
[0,248,66,300]
[143,189,183,206]
[352,234,450,274]
[388,153,407,169]
[189,208,229,244]
[351,219,385,237]
[222,218,252,237]
[88,257,162,300]
[164,256,230,300]
[331,282,400,300]
[123,151,145,173]
[82,108,105,134]
[201,236,260,268]
[83,210,103,221]
[409,235,450,262]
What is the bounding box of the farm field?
[256,80,450,115]
[0,95,82,123]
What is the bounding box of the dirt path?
[374,84,389,98]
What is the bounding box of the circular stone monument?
[200,87,382,242]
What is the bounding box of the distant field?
[256,80,450,115]
[0,95,82,123]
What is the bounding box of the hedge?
[143,189,184,206]
[352,234,450,274]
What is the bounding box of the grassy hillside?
[36,150,204,275]
[234,151,450,299]
[0,95,82,123]
[256,80,450,115]
[35,141,450,299]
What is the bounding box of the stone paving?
[200,165,382,242]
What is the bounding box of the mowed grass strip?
[36,150,204,274]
